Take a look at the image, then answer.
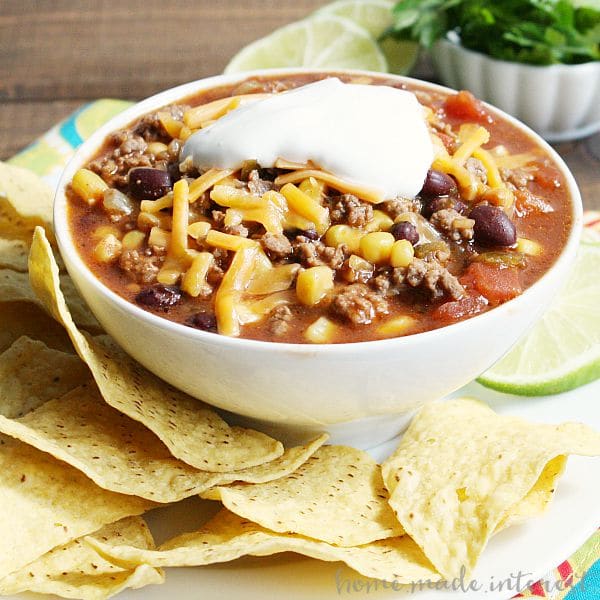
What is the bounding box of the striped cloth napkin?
[7,100,600,600]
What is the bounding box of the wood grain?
[1,0,598,209]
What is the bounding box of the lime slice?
[478,242,600,395]
[316,0,419,74]
[224,15,387,74]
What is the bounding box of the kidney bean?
[129,167,172,200]
[187,312,217,332]
[419,169,457,199]
[469,205,517,247]
[135,285,182,311]
[390,221,419,245]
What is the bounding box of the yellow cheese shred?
[183,93,271,129]
[170,179,190,258]
[274,169,384,204]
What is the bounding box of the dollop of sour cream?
[181,78,433,200]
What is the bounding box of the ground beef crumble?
[268,305,293,336]
[392,258,464,300]
[293,238,347,270]
[119,247,166,284]
[430,208,474,242]
[328,194,373,227]
[261,233,292,259]
[247,170,274,196]
[330,284,389,325]
[381,197,422,218]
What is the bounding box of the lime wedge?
[316,0,419,74]
[478,242,600,395]
[224,15,387,74]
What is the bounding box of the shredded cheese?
[183,94,271,129]
[275,169,384,204]
[189,168,235,203]
[169,179,189,258]
[453,125,490,166]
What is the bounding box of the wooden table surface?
[1,0,598,209]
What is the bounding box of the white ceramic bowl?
[54,69,583,448]
[431,35,600,142]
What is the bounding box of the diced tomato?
[443,90,493,124]
[432,293,488,323]
[514,189,553,217]
[461,262,522,304]
[534,165,562,190]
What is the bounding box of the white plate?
[24,380,594,600]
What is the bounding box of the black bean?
[129,167,172,200]
[419,169,457,199]
[135,285,182,311]
[390,221,419,245]
[300,228,319,241]
[469,205,517,247]
[186,312,218,332]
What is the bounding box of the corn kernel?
[157,256,183,285]
[145,142,168,155]
[377,316,417,338]
[181,252,214,298]
[365,210,394,232]
[93,234,122,263]
[72,169,108,205]
[121,230,146,250]
[296,266,334,306]
[92,225,121,241]
[148,227,171,249]
[137,211,161,231]
[299,176,325,202]
[516,237,542,256]
[359,232,395,264]
[188,221,211,240]
[325,225,364,253]
[390,239,415,268]
[158,112,183,138]
[304,316,338,344]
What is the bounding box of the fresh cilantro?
[387,0,600,64]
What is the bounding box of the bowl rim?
[436,32,600,72]
[53,67,583,355]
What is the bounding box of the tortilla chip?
[0,434,151,579]
[0,383,327,502]
[88,509,439,584]
[0,517,164,600]
[0,267,100,330]
[200,433,329,500]
[0,237,29,271]
[381,398,600,579]
[0,301,73,353]
[497,455,567,531]
[28,227,284,472]
[0,161,54,242]
[0,336,89,418]
[208,445,403,546]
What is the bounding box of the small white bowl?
[54,69,582,448]
[431,35,600,142]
